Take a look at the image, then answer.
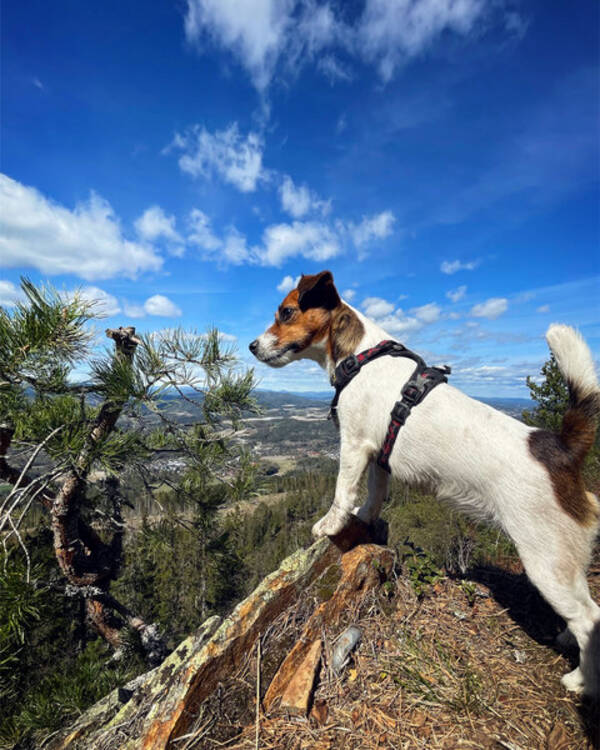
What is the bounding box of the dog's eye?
[279,307,295,323]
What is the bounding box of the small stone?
[331,625,362,674]
[513,649,526,664]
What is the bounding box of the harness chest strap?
[329,339,451,473]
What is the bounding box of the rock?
[329,514,389,552]
[52,519,390,749]
[331,625,362,674]
[49,615,222,750]
[280,638,322,715]
[263,542,394,712]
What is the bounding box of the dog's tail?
[546,324,600,465]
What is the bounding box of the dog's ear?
[297,271,340,312]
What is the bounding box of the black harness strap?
[329,340,450,473]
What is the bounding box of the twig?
[255,634,261,750]
[0,425,62,519]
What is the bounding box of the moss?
[314,563,342,602]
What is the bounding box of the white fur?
[254,306,600,695]
[546,323,599,400]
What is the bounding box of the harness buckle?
[401,381,422,406]
[336,354,360,386]
[390,400,411,425]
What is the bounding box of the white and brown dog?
[249,270,600,696]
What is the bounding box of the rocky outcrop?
[50,516,392,750]
[48,517,600,750]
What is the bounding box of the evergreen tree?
[0,279,256,665]
[522,353,569,432]
[523,352,600,474]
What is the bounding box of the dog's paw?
[312,508,351,539]
[561,667,584,693]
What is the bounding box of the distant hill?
[256,389,533,418]
[125,388,533,425]
[254,389,330,408]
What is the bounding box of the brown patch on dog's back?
[529,423,597,526]
[328,304,365,363]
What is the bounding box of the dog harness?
[329,340,451,473]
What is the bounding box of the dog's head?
[249,270,344,368]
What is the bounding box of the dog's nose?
[249,339,258,355]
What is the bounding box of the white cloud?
[279,175,330,218]
[536,304,550,313]
[184,0,297,91]
[123,295,184,319]
[3,280,121,318]
[361,296,395,318]
[348,210,395,249]
[75,286,121,317]
[0,280,25,308]
[135,205,182,244]
[187,210,251,265]
[187,209,222,251]
[361,294,444,340]
[168,123,264,192]
[277,274,300,293]
[221,228,252,264]
[135,205,184,257]
[0,174,163,281]
[143,294,182,318]
[123,302,147,319]
[211,209,396,268]
[258,220,342,266]
[515,291,535,303]
[375,313,422,337]
[318,54,352,84]
[358,0,488,82]
[218,331,238,342]
[183,0,522,91]
[411,302,441,324]
[470,297,508,320]
[440,259,479,275]
[446,285,467,303]
[342,288,356,301]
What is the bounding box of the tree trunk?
[1,327,168,665]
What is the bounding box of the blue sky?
[1,0,599,396]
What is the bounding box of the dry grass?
[187,551,600,750]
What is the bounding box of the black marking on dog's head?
[297,271,341,312]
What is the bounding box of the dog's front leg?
[353,461,389,524]
[312,441,371,539]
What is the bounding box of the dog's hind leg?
[517,541,600,695]
[353,461,389,524]
[312,439,371,538]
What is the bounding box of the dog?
[249,270,600,696]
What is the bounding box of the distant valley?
[145,388,533,477]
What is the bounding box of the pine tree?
[522,353,569,432]
[522,353,600,468]
[0,279,256,664]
